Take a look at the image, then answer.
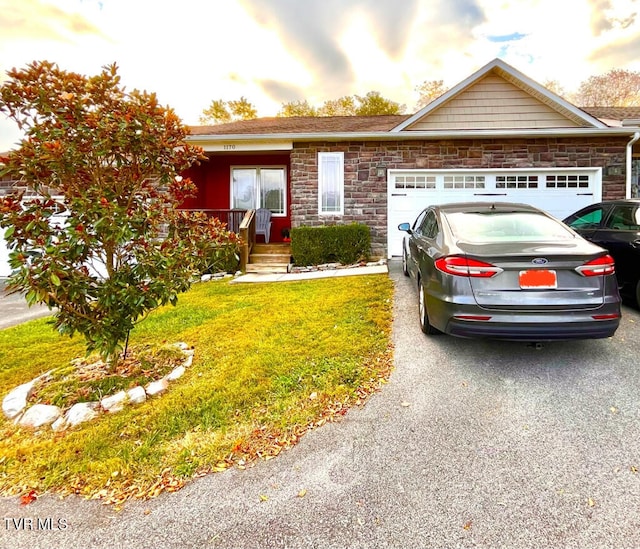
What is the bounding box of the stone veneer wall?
[290,137,628,258]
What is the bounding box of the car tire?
[419,279,440,335]
[402,246,409,277]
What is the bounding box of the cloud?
[589,0,639,34]
[259,79,307,104]
[589,32,640,68]
[238,0,424,97]
[0,0,104,43]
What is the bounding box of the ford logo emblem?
[532,258,548,265]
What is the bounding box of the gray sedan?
[398,202,621,340]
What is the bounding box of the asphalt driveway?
[0,279,52,330]
[2,260,640,548]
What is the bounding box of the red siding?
[183,153,291,242]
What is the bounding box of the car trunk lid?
[455,240,607,311]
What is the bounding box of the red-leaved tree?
[0,61,238,367]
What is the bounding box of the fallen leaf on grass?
[20,490,37,506]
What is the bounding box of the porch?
[180,208,291,274]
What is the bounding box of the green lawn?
[0,274,393,505]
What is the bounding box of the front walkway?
[231,264,388,283]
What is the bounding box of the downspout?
[626,131,640,199]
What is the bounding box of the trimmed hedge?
[291,224,370,266]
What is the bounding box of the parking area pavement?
[0,279,52,330]
[1,260,640,548]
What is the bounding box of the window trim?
[318,152,344,216]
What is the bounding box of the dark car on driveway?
[563,199,640,307]
[399,202,621,341]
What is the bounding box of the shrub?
[291,224,370,265]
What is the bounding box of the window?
[565,207,604,230]
[446,212,574,242]
[231,167,286,216]
[496,175,539,189]
[419,210,438,239]
[546,174,589,189]
[318,152,344,215]
[607,205,640,230]
[444,175,485,189]
[395,175,436,189]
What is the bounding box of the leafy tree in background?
[199,96,257,124]
[0,61,238,368]
[574,69,640,106]
[277,99,318,117]
[542,79,568,100]
[354,91,405,115]
[318,95,357,116]
[278,91,405,117]
[414,79,447,110]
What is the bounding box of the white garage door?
[387,168,602,257]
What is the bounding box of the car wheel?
[402,246,409,277]
[419,279,440,335]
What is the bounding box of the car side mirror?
[398,222,412,233]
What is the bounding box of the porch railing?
[238,209,256,272]
[178,209,247,234]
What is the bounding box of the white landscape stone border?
[1,342,195,432]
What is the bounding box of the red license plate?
[519,269,557,289]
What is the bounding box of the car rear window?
[445,211,575,242]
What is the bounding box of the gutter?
[626,132,640,198]
[186,127,640,145]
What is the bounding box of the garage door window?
[444,175,485,189]
[546,174,589,188]
[496,175,539,189]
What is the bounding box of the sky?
[1,0,639,150]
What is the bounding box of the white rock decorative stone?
[126,386,146,404]
[182,354,194,368]
[166,366,185,381]
[174,342,189,351]
[66,402,100,426]
[145,378,169,396]
[51,416,67,432]
[101,390,127,413]
[2,380,36,420]
[18,404,61,428]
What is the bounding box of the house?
[1,59,640,277]
[184,58,640,262]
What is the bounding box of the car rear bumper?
[446,318,619,340]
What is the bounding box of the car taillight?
[575,255,615,277]
[434,256,503,278]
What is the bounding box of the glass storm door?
[231,167,285,215]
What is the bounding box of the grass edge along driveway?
[0,274,393,507]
